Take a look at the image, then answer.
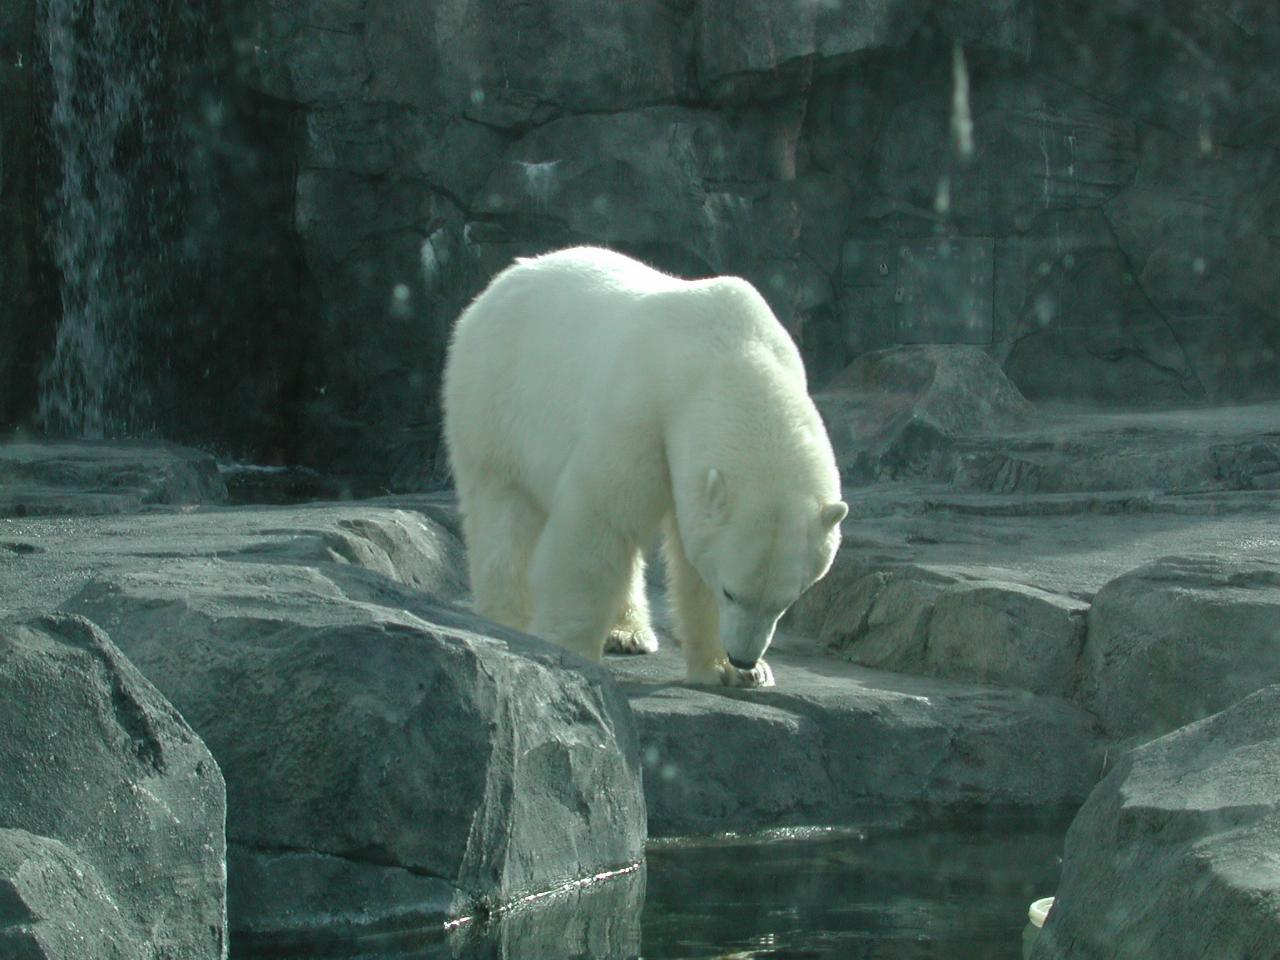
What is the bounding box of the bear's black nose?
[727,655,757,670]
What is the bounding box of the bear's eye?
[722,588,737,605]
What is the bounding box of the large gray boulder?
[62,557,645,952]
[1082,555,1280,742]
[789,553,1087,700]
[1032,684,1280,960]
[0,614,227,959]
[815,345,1035,484]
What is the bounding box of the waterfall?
[36,0,183,438]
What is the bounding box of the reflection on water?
[639,825,1062,960]
[233,825,1061,959]
[442,864,645,960]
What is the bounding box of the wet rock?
[62,557,645,952]
[227,0,696,485]
[1032,684,1280,960]
[12,0,1280,482]
[695,0,1037,103]
[1082,555,1280,742]
[609,645,1102,837]
[430,0,691,124]
[0,440,227,517]
[0,614,227,958]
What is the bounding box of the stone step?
[607,645,1102,837]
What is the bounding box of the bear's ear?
[705,468,729,521]
[821,501,848,527]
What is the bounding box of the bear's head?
[680,467,847,670]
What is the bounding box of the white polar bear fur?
[442,246,847,687]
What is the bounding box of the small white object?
[1028,896,1055,929]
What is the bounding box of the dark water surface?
[235,823,1062,958]
[638,825,1062,960]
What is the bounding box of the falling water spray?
[35,0,182,438]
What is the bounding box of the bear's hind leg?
[605,552,660,655]
[463,483,546,632]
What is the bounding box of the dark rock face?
[62,556,645,952]
[1082,556,1280,742]
[0,440,227,517]
[10,1,1280,481]
[0,614,227,959]
[1031,685,1280,960]
[0,1,42,431]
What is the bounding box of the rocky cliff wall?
[4,0,1278,482]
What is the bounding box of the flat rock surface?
[0,440,227,517]
[787,483,1280,750]
[1032,684,1280,960]
[829,484,1279,600]
[607,644,1102,837]
[0,498,466,623]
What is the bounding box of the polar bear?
[442,247,847,687]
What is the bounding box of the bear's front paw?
[722,658,775,688]
[605,626,660,655]
[686,658,775,688]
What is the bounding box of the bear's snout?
[727,655,758,670]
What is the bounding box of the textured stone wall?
[6,0,1279,481]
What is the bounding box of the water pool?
[639,825,1062,960]
[231,822,1062,957]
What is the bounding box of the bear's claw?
[686,658,775,688]
[722,658,775,688]
[605,627,660,655]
